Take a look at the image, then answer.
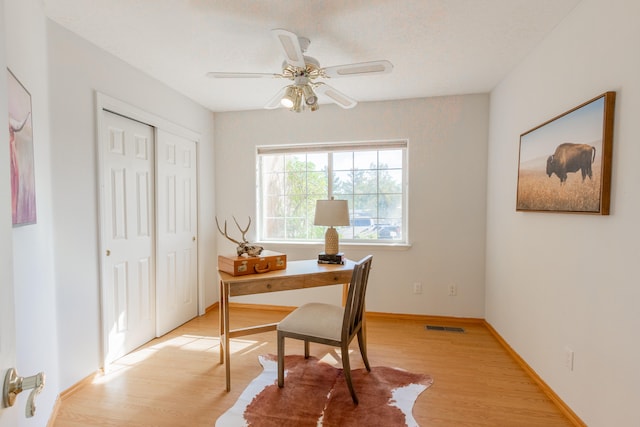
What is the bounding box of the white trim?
[96,92,201,141]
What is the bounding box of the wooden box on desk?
[218,250,287,276]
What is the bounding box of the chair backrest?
[342,255,373,341]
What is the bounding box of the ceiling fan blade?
[322,60,393,78]
[314,83,357,109]
[206,72,278,79]
[272,28,306,69]
[264,86,288,109]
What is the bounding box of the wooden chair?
[277,255,373,404]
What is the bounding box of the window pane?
[285,194,306,216]
[262,154,284,173]
[286,217,306,239]
[308,171,328,194]
[379,169,402,194]
[307,153,328,171]
[263,172,284,195]
[354,151,377,169]
[354,170,377,194]
[285,153,306,170]
[378,194,403,219]
[285,172,306,195]
[379,149,403,168]
[264,218,285,239]
[353,195,376,217]
[263,195,284,217]
[333,152,353,171]
[333,171,353,194]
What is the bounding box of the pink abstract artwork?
[8,69,36,226]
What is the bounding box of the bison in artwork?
[546,143,596,184]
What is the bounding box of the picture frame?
[516,92,615,215]
[7,68,37,226]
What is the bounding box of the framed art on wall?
[7,68,37,226]
[516,91,616,215]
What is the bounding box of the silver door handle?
[3,368,45,418]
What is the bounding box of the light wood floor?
[52,306,575,426]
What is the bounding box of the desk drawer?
[304,270,353,287]
[228,270,353,297]
[230,278,302,296]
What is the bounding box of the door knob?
[3,368,45,418]
[106,249,111,256]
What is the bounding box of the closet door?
[101,110,156,365]
[156,129,198,336]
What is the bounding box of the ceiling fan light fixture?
[281,86,297,108]
[301,84,318,106]
[291,88,304,112]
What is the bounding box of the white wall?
[46,21,216,391]
[4,1,60,425]
[486,0,640,425]
[215,95,489,317]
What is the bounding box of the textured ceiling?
[43,0,581,112]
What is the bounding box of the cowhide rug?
[216,354,433,427]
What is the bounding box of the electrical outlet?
[412,282,422,294]
[564,347,574,371]
[448,283,457,296]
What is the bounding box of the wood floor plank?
[52,306,574,426]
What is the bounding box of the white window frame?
[256,140,409,246]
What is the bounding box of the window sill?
[257,240,412,251]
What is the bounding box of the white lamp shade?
[314,199,350,226]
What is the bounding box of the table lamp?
[314,198,350,256]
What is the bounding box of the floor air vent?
[425,325,465,333]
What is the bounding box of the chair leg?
[277,332,285,388]
[341,344,358,404]
[357,329,371,372]
[304,340,310,358]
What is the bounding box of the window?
[257,140,407,244]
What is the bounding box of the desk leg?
[220,281,231,391]
[224,285,231,391]
[218,280,224,364]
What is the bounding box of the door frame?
[95,92,203,368]
[0,10,18,423]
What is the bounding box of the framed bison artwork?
[516,92,615,214]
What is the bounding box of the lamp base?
[324,226,340,255]
[317,252,344,265]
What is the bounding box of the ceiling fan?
[207,29,393,112]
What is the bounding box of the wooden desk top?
[218,259,355,297]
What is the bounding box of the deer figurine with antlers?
[215,216,264,257]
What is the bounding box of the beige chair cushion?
[277,303,344,341]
